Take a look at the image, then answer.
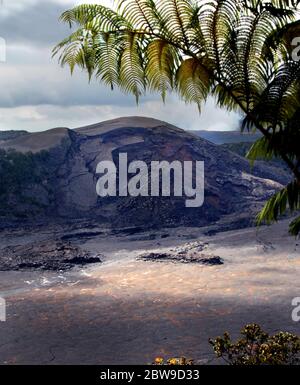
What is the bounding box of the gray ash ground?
[0,219,299,365]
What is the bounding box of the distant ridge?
[190,130,262,145]
[0,127,70,153]
[0,130,29,143]
[0,121,261,146]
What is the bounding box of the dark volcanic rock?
[0,241,103,271]
[138,252,223,265]
[0,116,290,229]
[138,241,224,265]
[61,231,104,241]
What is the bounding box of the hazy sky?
[0,0,240,132]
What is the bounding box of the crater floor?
[0,219,299,365]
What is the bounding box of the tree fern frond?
[156,0,195,48]
[256,180,300,226]
[118,32,146,103]
[94,33,123,89]
[117,0,157,32]
[271,0,300,9]
[60,4,129,31]
[145,39,178,101]
[53,28,95,76]
[246,136,275,165]
[249,61,300,128]
[289,215,300,236]
[176,58,211,109]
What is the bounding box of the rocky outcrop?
[138,241,223,265]
[0,240,103,271]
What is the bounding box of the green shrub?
[209,324,300,365]
[0,149,50,197]
[153,357,194,365]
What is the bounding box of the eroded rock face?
[0,116,290,229]
[0,241,103,271]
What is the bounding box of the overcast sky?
[0,0,240,132]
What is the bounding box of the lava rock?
[139,252,223,265]
[0,240,103,271]
[138,241,223,265]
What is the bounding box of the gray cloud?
[0,0,240,132]
[0,97,240,132]
[0,44,158,108]
[0,1,72,46]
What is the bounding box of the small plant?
[209,324,300,365]
[153,357,194,365]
